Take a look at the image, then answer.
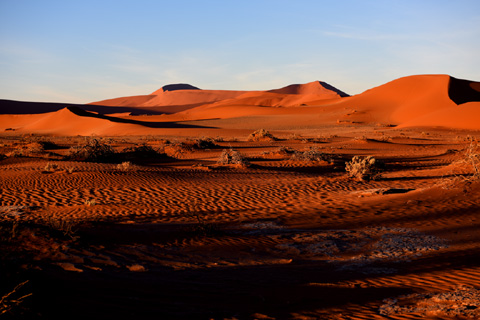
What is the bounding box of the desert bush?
[43,162,59,172]
[261,146,295,158]
[25,142,44,154]
[84,199,96,206]
[217,149,249,166]
[42,216,78,240]
[172,138,219,152]
[66,138,115,162]
[117,161,134,171]
[0,281,32,317]
[291,146,331,162]
[0,220,19,244]
[185,201,221,237]
[247,129,277,142]
[7,147,26,158]
[121,143,162,158]
[194,137,218,149]
[461,140,480,178]
[442,140,480,189]
[345,156,382,181]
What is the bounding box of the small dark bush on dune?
[248,129,277,142]
[345,156,383,181]
[66,138,115,162]
[121,143,164,158]
[291,146,331,162]
[217,149,250,167]
[175,137,219,151]
[194,137,219,149]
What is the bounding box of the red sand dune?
[325,74,480,129]
[1,74,479,135]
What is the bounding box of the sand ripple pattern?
[1,162,361,223]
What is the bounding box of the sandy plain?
[1,75,480,319]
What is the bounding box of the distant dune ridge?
[154,83,201,93]
[268,80,349,97]
[1,74,479,135]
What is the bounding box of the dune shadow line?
[67,106,213,129]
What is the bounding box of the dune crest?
[269,80,349,97]
[151,83,200,94]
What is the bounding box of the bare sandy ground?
[1,74,480,319]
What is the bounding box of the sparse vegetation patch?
[248,129,277,142]
[66,138,116,162]
[291,146,331,162]
[345,156,382,181]
[216,149,249,167]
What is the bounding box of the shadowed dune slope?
[448,77,480,105]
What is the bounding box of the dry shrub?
[345,156,382,181]
[175,137,219,151]
[25,142,45,154]
[262,146,295,158]
[121,143,163,158]
[6,137,61,158]
[185,200,221,237]
[0,220,19,244]
[461,139,480,178]
[193,137,218,149]
[117,161,134,171]
[217,149,249,166]
[0,281,32,317]
[441,139,480,189]
[84,199,96,206]
[42,216,78,240]
[43,162,59,172]
[66,138,115,162]
[291,146,331,162]
[248,129,277,142]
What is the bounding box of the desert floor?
[1,125,480,319]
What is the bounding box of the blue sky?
[1,0,479,103]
